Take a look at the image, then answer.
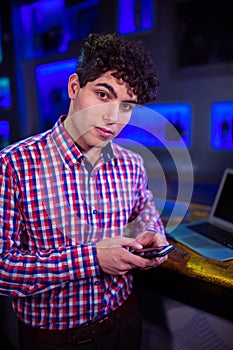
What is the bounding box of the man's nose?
[102,102,120,123]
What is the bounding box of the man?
[0,33,169,349]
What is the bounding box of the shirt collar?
[52,116,84,168]
[102,142,115,162]
[51,116,116,168]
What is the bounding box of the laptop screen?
[212,171,233,225]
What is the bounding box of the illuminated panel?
[211,102,233,149]
[0,18,2,63]
[148,103,192,147]
[35,59,78,131]
[20,0,64,57]
[118,0,155,34]
[0,120,10,149]
[18,0,99,57]
[116,103,191,148]
[0,77,12,109]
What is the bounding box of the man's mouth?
[95,126,114,138]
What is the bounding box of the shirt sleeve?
[0,158,101,298]
[127,155,165,237]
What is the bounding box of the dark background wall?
[0,1,233,349]
[0,0,233,205]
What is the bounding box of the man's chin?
[95,140,111,149]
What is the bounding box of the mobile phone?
[131,245,175,259]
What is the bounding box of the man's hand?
[136,230,169,247]
[96,235,169,275]
[96,236,141,275]
[134,230,170,270]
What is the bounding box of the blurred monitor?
[0,120,10,149]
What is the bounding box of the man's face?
[67,71,137,152]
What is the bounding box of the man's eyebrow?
[95,83,137,104]
[95,83,117,98]
[122,100,137,105]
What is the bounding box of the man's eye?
[120,102,134,111]
[97,91,108,99]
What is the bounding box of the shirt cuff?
[67,243,101,280]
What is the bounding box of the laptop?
[167,168,233,261]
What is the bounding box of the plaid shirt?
[0,116,164,330]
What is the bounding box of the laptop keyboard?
[188,222,233,249]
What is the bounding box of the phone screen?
[131,245,175,259]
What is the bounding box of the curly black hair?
[76,33,160,105]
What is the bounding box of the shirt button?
[93,209,97,214]
[94,281,99,286]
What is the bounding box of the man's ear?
[68,73,80,99]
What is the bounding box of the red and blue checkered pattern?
[0,116,164,329]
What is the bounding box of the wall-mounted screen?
[0,120,10,149]
[0,18,2,63]
[116,103,191,148]
[17,0,99,58]
[0,77,12,109]
[118,0,155,35]
[211,102,233,150]
[36,58,78,131]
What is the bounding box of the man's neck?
[83,147,102,167]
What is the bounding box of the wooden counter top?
[163,239,233,290]
[135,202,233,321]
[163,202,233,290]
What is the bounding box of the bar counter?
[163,238,233,290]
[135,202,233,322]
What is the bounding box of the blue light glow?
[118,0,155,34]
[116,103,191,148]
[0,19,2,63]
[0,120,10,149]
[0,120,10,136]
[36,59,78,130]
[20,0,64,57]
[18,0,99,58]
[148,103,192,147]
[0,77,12,109]
[211,102,233,150]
